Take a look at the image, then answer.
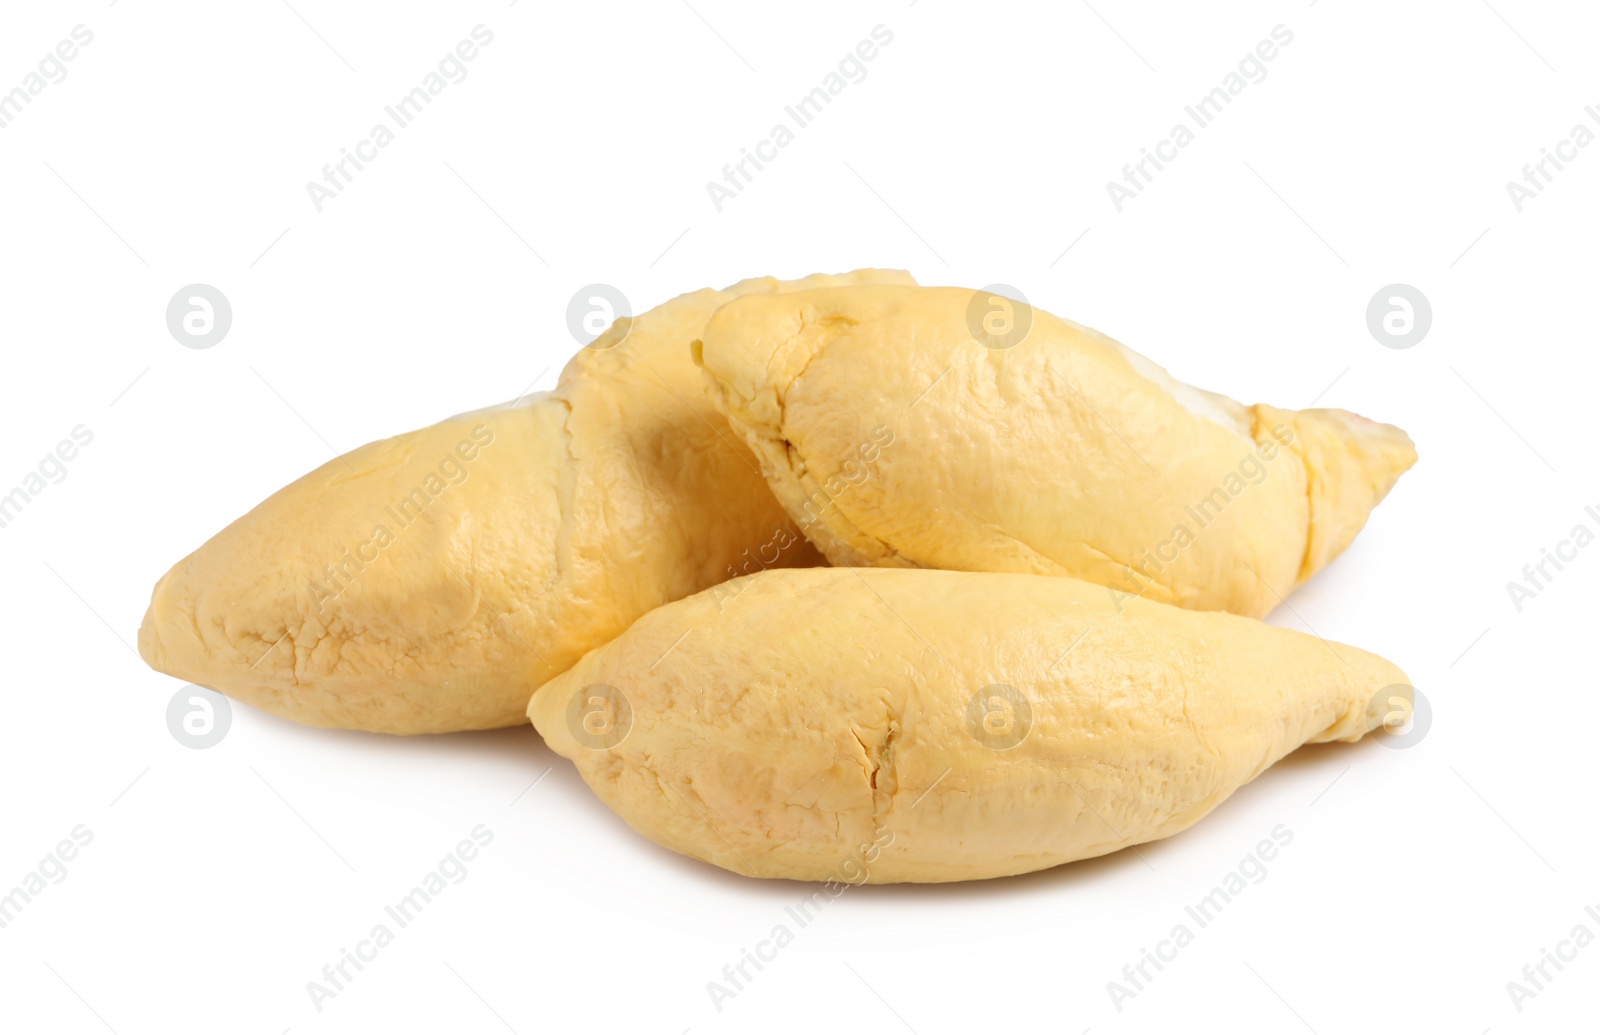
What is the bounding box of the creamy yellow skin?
[138,271,914,733]
[529,567,1410,883]
[696,285,1417,619]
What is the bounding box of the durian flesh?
[697,284,1417,619]
[530,567,1409,883]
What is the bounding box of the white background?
[1,1,1595,1032]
